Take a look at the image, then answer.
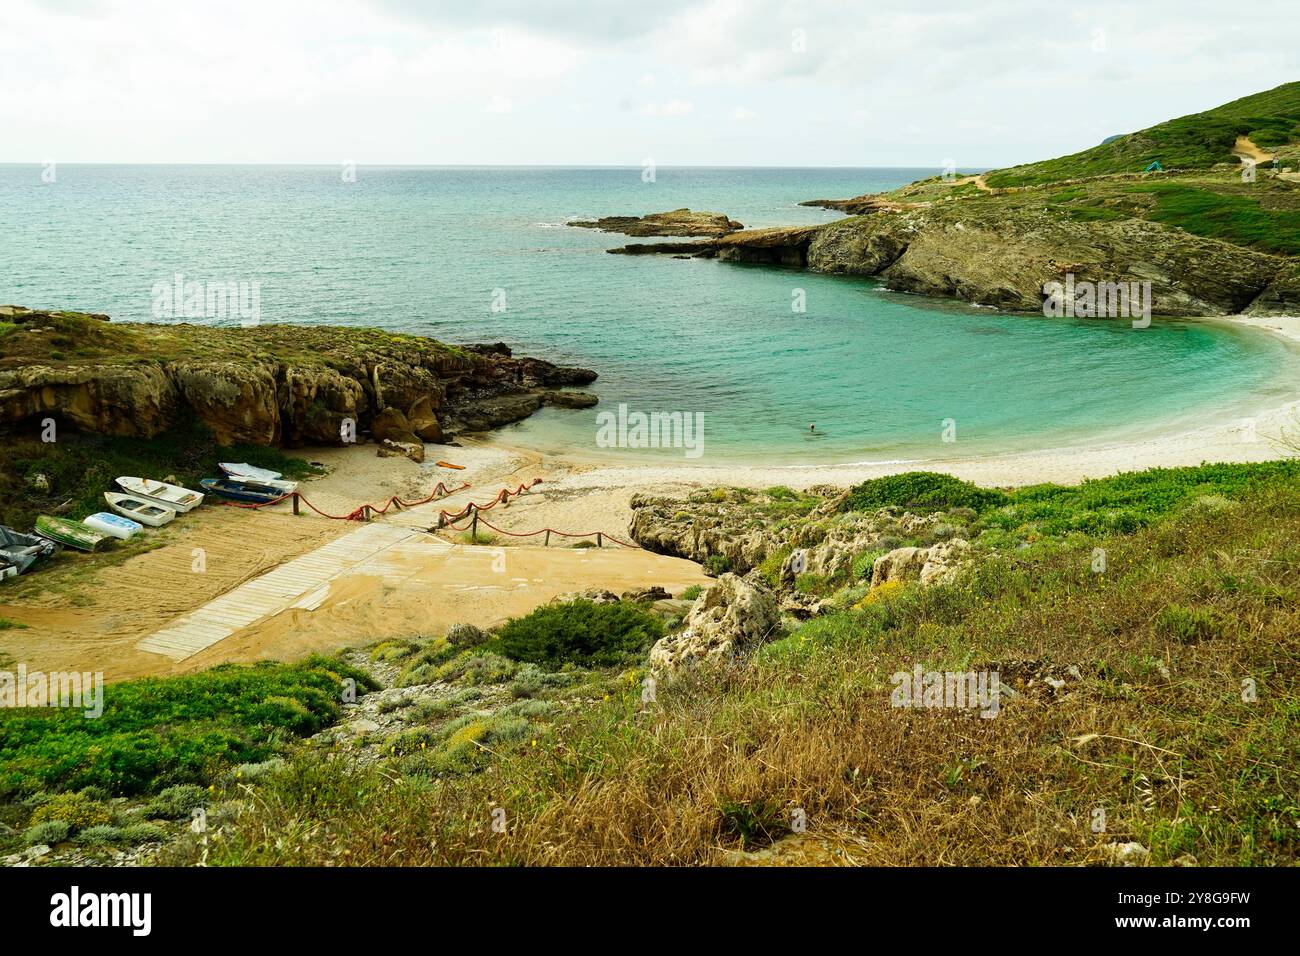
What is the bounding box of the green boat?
[34,515,109,552]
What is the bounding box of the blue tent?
[1144,161,1164,172]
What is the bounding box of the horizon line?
[0,161,993,171]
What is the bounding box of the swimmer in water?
[808,423,816,433]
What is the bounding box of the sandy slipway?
[0,306,598,449]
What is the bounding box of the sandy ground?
[0,446,706,680]
[1,314,1294,680]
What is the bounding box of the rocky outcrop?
[371,406,420,445]
[597,170,1300,316]
[376,438,425,463]
[571,208,743,238]
[648,574,779,675]
[871,540,971,587]
[0,309,599,448]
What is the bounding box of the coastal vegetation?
[2,459,1272,867]
[983,81,1300,187]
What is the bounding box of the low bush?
[28,792,112,831]
[23,820,70,846]
[487,600,665,670]
[843,472,1007,514]
[0,656,375,798]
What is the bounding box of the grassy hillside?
[985,81,1300,188]
[135,460,1300,867]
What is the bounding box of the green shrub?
[120,822,167,844]
[843,472,1006,514]
[851,549,886,580]
[680,585,704,601]
[1155,604,1221,643]
[74,824,126,846]
[436,652,517,686]
[23,820,70,846]
[0,656,375,798]
[718,798,784,849]
[488,600,666,670]
[704,554,732,575]
[142,784,209,820]
[28,792,112,831]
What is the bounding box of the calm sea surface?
[2,164,1294,464]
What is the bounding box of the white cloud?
[0,0,1296,165]
[641,99,694,117]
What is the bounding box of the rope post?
[362,505,370,523]
[544,530,550,547]
[436,513,445,530]
[470,505,478,541]
[292,493,300,516]
[596,532,603,548]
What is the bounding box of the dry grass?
[163,483,1300,867]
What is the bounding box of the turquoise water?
[2,164,1294,464]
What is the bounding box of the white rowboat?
[115,477,203,512]
[105,491,178,527]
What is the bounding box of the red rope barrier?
[213,481,471,521]
[212,474,633,547]
[443,511,639,549]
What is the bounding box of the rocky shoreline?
[603,195,1297,316]
[0,307,598,454]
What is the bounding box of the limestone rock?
[552,588,620,605]
[870,547,929,587]
[541,390,599,409]
[622,585,671,603]
[920,538,970,585]
[405,396,444,443]
[649,574,779,675]
[376,438,425,463]
[1103,841,1150,867]
[371,406,419,444]
[0,309,598,449]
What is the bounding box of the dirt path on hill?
[1233,135,1272,164]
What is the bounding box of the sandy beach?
[451,314,1300,533]
[1,314,1294,680]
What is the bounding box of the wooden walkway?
[135,523,450,661]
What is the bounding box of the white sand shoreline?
[390,314,1300,542]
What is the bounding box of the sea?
[2,163,1295,465]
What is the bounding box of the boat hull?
[200,479,284,505]
[84,512,142,539]
[34,516,108,552]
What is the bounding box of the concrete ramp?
[136,523,448,660]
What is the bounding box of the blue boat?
[200,478,287,505]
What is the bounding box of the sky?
[2,0,1297,168]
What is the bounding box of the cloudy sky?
[2,0,1297,167]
